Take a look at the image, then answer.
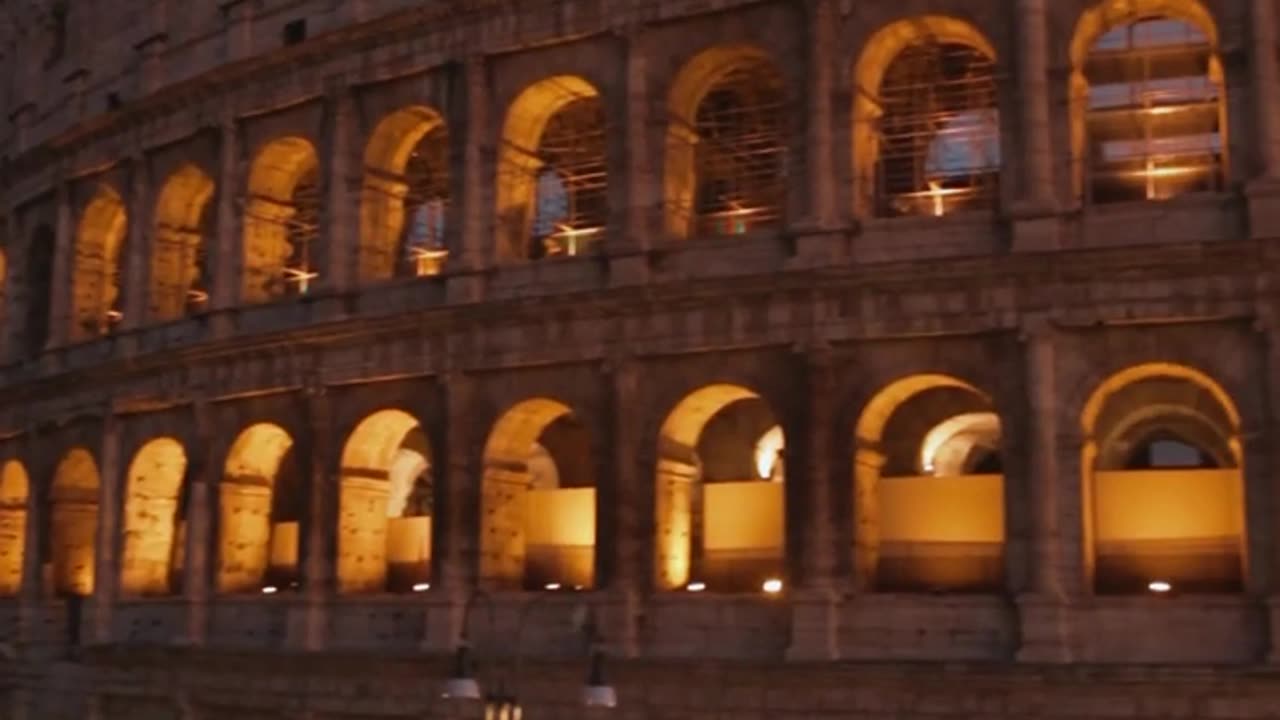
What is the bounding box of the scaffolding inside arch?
[241,167,322,296]
[874,41,1000,218]
[687,62,786,237]
[498,77,608,260]
[398,126,451,277]
[1083,16,1223,204]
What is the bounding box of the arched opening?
[1071,1,1226,203]
[496,76,607,260]
[24,224,55,356]
[854,375,1005,593]
[119,438,187,596]
[666,47,786,239]
[151,165,215,319]
[337,409,434,593]
[243,137,321,302]
[49,448,99,597]
[361,106,451,281]
[853,18,1000,218]
[218,423,301,593]
[655,384,785,593]
[481,399,596,590]
[71,185,127,340]
[0,461,30,596]
[1082,364,1243,594]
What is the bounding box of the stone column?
[1,210,15,362]
[47,179,73,349]
[91,412,123,645]
[220,1,255,62]
[211,115,242,320]
[319,80,357,296]
[1010,0,1060,252]
[1015,318,1080,662]
[120,153,151,332]
[447,57,489,304]
[609,32,652,286]
[604,357,642,656]
[293,386,336,651]
[791,0,840,264]
[1253,0,1280,181]
[1246,0,1280,238]
[787,342,840,660]
[433,372,477,648]
[1258,312,1280,663]
[182,403,215,646]
[17,429,44,652]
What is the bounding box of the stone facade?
[1,0,1280,718]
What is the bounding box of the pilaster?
[447,57,489,304]
[211,115,242,324]
[1247,0,1280,239]
[48,178,73,349]
[789,0,843,266]
[319,80,358,298]
[604,355,642,657]
[292,385,336,651]
[1009,0,1061,252]
[430,371,478,649]
[608,31,653,287]
[182,402,215,647]
[1014,316,1082,663]
[120,152,151,332]
[786,341,840,661]
[91,412,123,645]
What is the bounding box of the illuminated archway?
[151,165,215,319]
[71,185,127,340]
[1081,362,1243,594]
[338,409,433,593]
[218,423,298,593]
[119,438,187,596]
[243,137,320,302]
[360,106,451,281]
[665,46,787,240]
[852,17,998,218]
[654,384,784,592]
[0,461,30,596]
[481,398,596,590]
[496,76,607,260]
[1069,0,1225,203]
[50,448,100,597]
[854,374,1004,592]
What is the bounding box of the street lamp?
[440,591,619,713]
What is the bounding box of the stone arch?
[360,106,450,281]
[853,374,1004,592]
[654,383,785,592]
[1068,0,1226,202]
[24,224,55,356]
[0,461,30,596]
[851,16,998,218]
[50,448,99,597]
[337,409,433,593]
[242,137,320,303]
[664,45,787,240]
[496,75,607,261]
[151,164,215,320]
[1080,362,1243,594]
[218,423,296,593]
[119,438,187,596]
[72,185,127,340]
[481,398,596,589]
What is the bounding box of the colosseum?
[0,0,1279,717]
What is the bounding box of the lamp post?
[440,590,619,716]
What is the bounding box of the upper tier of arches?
[3,0,1267,355]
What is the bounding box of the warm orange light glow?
[409,247,449,276]
[1149,580,1172,593]
[412,582,431,592]
[686,581,706,592]
[261,585,278,594]
[545,224,603,257]
[282,267,319,294]
[762,578,783,594]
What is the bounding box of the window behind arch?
[399,126,451,277]
[1124,432,1218,470]
[527,97,607,259]
[25,225,55,356]
[876,42,1000,218]
[284,168,320,296]
[1084,17,1224,204]
[692,62,786,237]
